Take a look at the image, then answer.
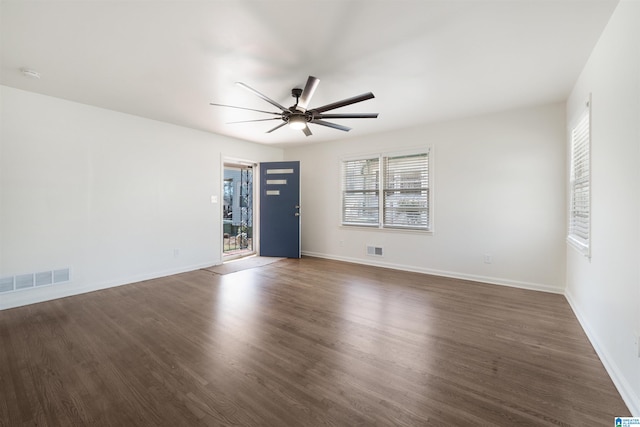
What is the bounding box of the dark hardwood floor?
[0,257,629,426]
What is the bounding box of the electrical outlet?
[339,240,344,247]
[483,254,492,264]
[636,335,640,358]
[173,248,180,258]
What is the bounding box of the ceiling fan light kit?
[210,75,378,137]
[288,114,307,130]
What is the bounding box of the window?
[342,157,380,226]
[342,150,431,231]
[568,98,591,256]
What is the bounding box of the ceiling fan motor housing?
[287,87,311,125]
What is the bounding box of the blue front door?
[259,161,300,258]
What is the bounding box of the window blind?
[568,107,590,253]
[383,153,430,229]
[342,158,380,226]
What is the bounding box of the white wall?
[565,0,640,416]
[0,86,283,309]
[285,103,566,293]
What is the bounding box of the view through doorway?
[223,162,255,260]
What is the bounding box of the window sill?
[340,224,434,235]
[567,236,590,259]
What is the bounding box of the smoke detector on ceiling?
[21,68,41,79]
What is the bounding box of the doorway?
[223,163,255,260]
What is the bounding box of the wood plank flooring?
[0,257,630,426]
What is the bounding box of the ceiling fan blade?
[266,122,288,134]
[312,119,352,132]
[302,125,312,137]
[227,118,283,124]
[209,103,281,116]
[296,76,320,112]
[236,82,288,112]
[311,92,375,113]
[315,113,378,119]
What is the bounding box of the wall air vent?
[15,274,35,290]
[366,246,384,256]
[53,268,70,283]
[36,271,53,287]
[0,277,14,293]
[0,268,71,294]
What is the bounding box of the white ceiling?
[1,0,618,147]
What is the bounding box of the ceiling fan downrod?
[291,87,303,108]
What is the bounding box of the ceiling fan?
[210,76,378,136]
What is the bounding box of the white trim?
[339,224,434,236]
[341,152,381,163]
[565,289,640,416]
[428,145,435,233]
[221,155,258,260]
[255,163,262,256]
[301,251,563,294]
[567,95,591,259]
[222,155,259,167]
[341,147,433,232]
[567,235,590,259]
[340,145,430,162]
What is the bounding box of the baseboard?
[302,251,564,294]
[564,289,640,417]
[0,261,218,311]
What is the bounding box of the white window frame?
[567,95,591,257]
[341,156,381,227]
[341,148,432,232]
